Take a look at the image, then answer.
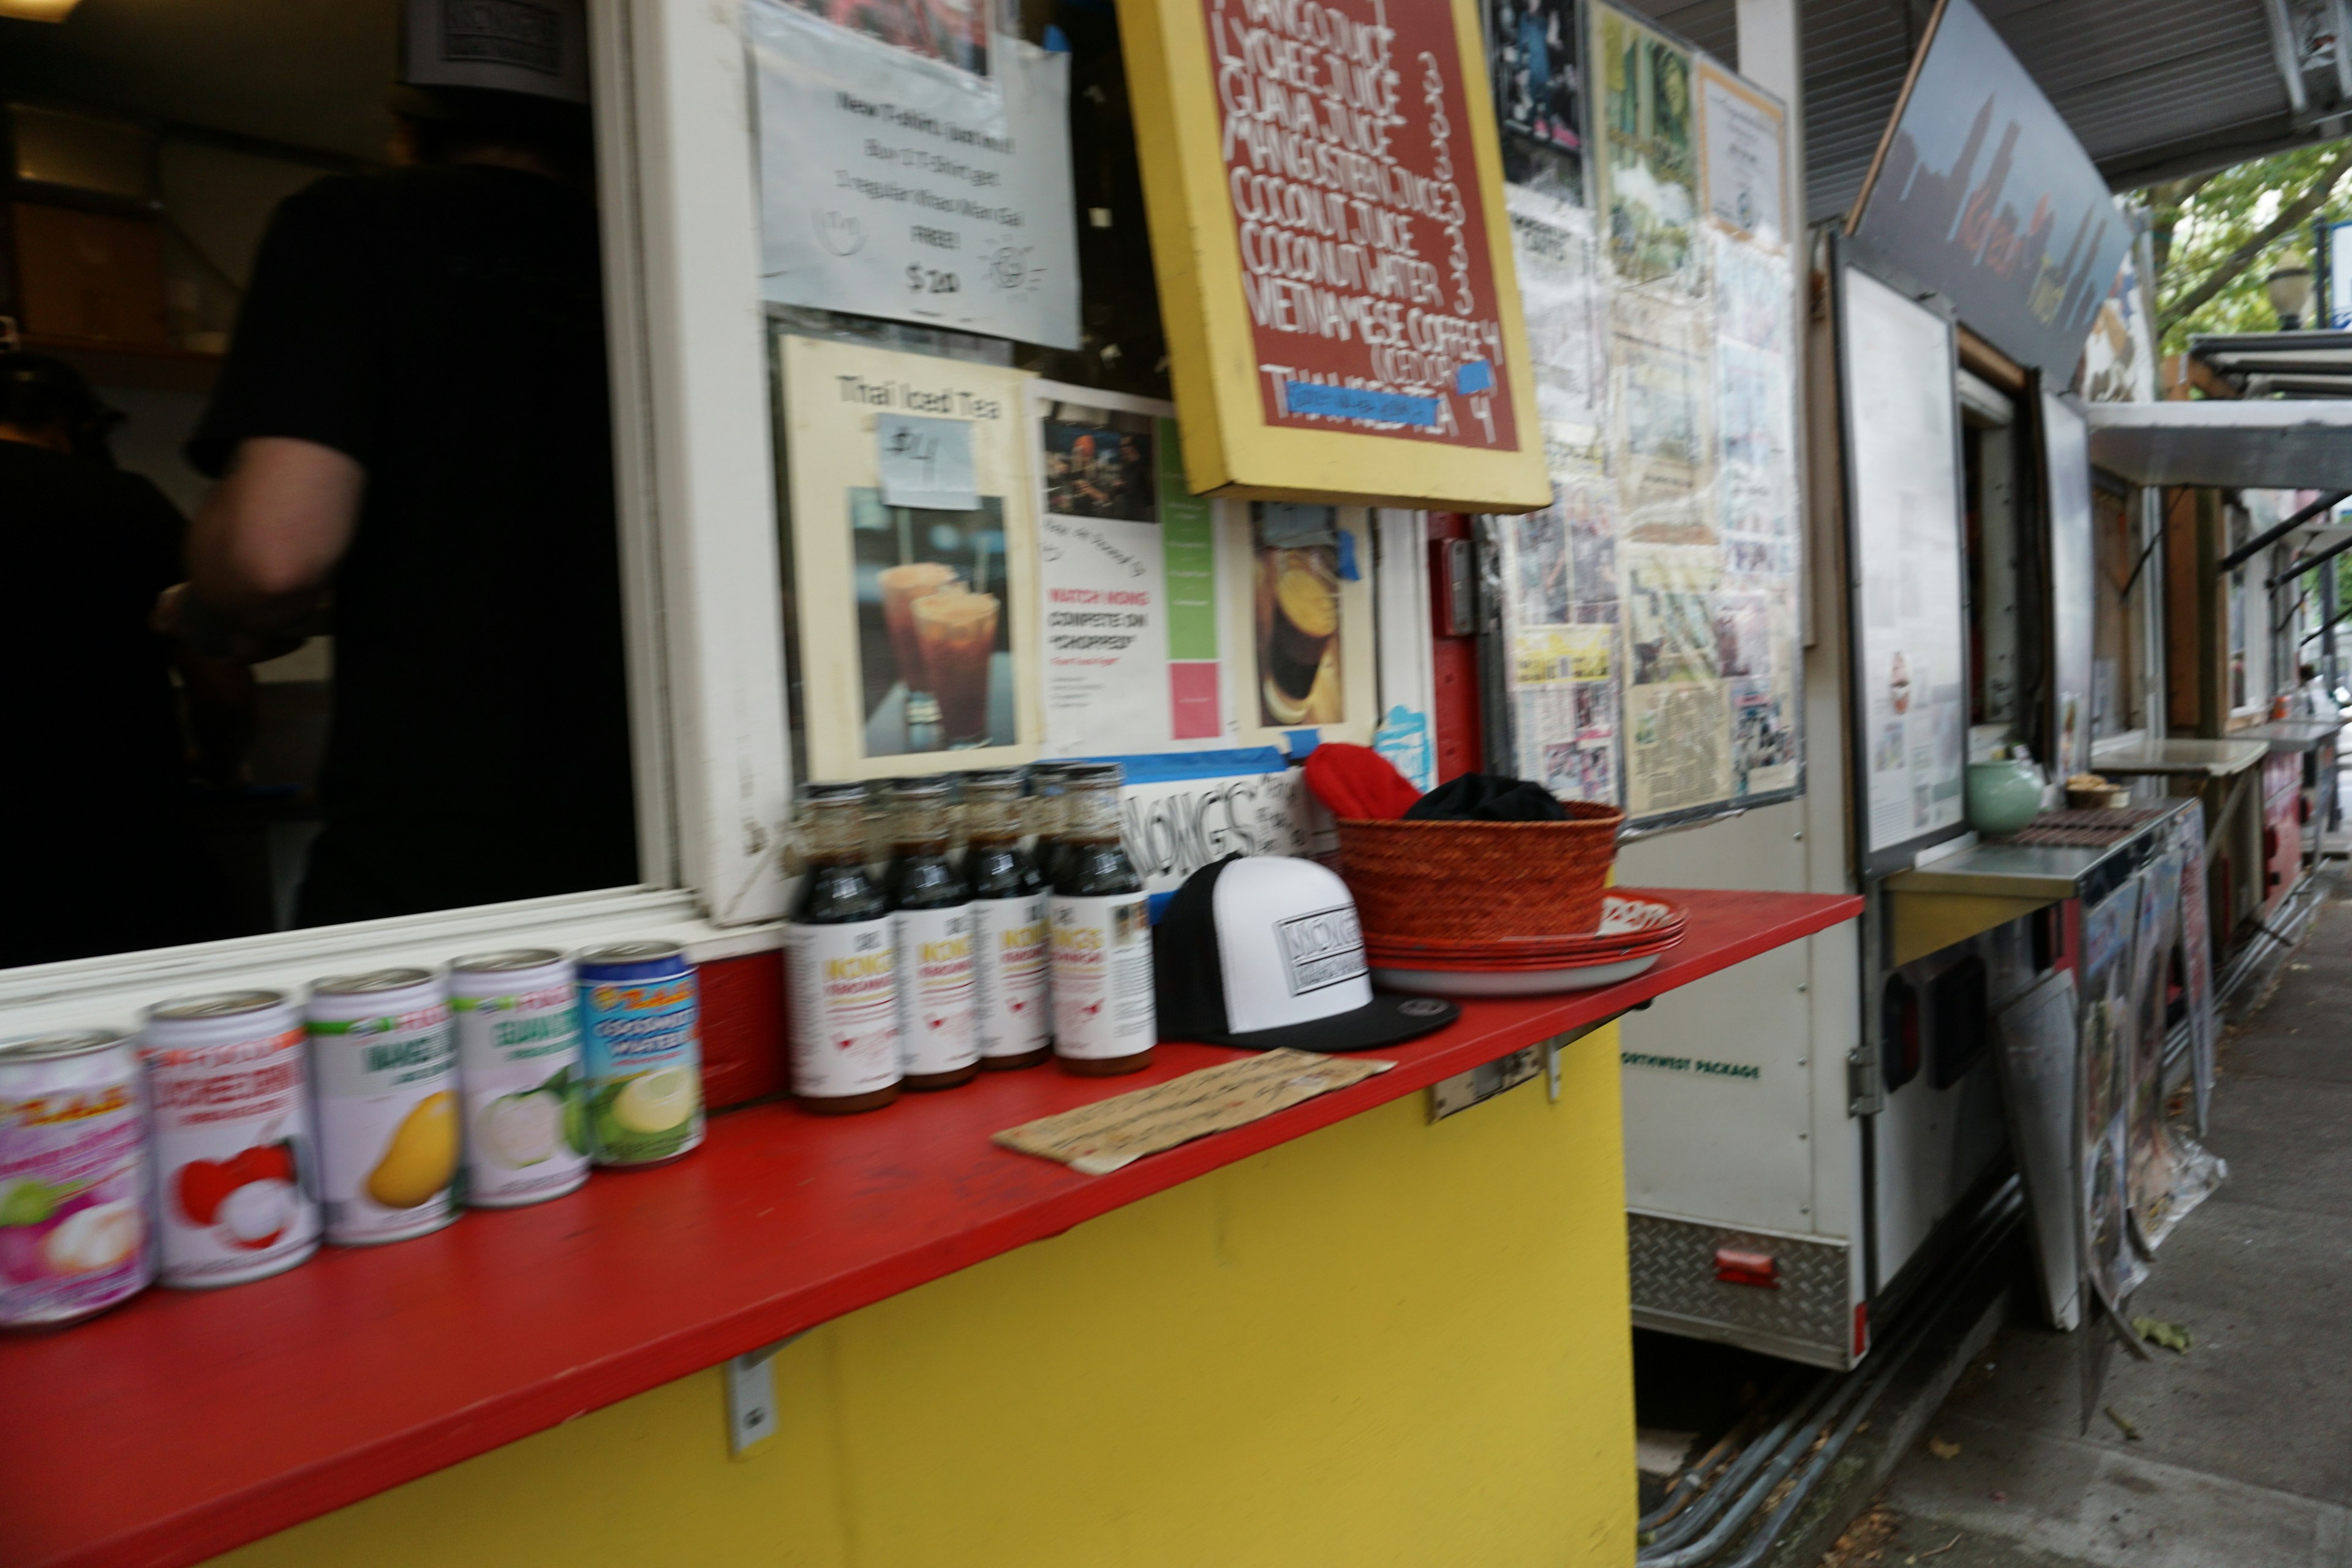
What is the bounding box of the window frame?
[0,0,796,1038]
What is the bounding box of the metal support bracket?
[1427,1019,1615,1121]
[725,1333,805,1456]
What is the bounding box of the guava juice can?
[139,991,320,1289]
[0,1031,151,1328]
[576,943,704,1168]
[450,950,589,1208]
[307,969,461,1246]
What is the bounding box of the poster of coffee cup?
[1249,505,1347,727]
[781,334,1041,781]
[1219,502,1377,747]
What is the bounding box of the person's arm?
[192,436,363,621]
[159,436,363,652]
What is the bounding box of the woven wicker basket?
[1335,801,1624,941]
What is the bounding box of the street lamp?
[2268,265,2316,330]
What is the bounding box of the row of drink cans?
[0,941,701,1330]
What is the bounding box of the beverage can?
[784,918,902,1101]
[0,1032,151,1328]
[970,894,1050,1062]
[576,943,704,1166]
[140,992,320,1288]
[451,951,589,1208]
[308,970,461,1246]
[1049,893,1156,1060]
[894,905,978,1077]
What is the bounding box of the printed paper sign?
[1036,388,1224,752]
[878,413,979,510]
[1697,62,1785,249]
[747,0,1080,348]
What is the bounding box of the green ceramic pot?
[1966,759,2045,837]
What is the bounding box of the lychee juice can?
[307,970,460,1246]
[576,943,703,1168]
[0,1031,151,1327]
[450,950,588,1209]
[140,992,320,1289]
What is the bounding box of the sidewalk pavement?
[1820,888,2352,1568]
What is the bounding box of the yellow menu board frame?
[1115,0,1554,511]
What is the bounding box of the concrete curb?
[1757,1254,2018,1568]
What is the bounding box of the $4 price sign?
[876,412,980,511]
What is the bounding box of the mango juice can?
[140,991,319,1289]
[576,943,703,1167]
[0,1031,151,1327]
[451,950,589,1208]
[307,969,461,1246]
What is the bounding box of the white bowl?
[1369,954,1661,997]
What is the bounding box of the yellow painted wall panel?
[211,1028,1634,1568]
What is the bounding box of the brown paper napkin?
[993,1049,1396,1174]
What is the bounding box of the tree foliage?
[2147,139,2352,354]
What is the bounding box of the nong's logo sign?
[1118,771,1311,895]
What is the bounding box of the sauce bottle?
[885,778,979,1090]
[785,782,901,1115]
[1050,762,1155,1075]
[1027,762,1074,894]
[962,769,1052,1069]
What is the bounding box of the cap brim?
[1199,993,1460,1054]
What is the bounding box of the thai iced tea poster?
[781,334,1041,781]
[1030,385,1224,753]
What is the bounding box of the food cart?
[0,1,1859,1566]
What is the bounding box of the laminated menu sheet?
[993,1050,1393,1174]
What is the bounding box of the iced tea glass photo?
[879,560,961,722]
[912,587,1001,747]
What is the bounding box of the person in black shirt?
[0,355,236,967]
[168,86,636,926]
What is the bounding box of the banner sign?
[1847,0,2131,380]
[1098,751,1314,905]
[1116,0,1552,510]
[747,0,1081,349]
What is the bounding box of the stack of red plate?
[1366,892,1689,997]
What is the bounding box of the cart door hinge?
[1847,1047,1882,1117]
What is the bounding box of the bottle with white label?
[785,782,901,1115]
[963,768,1050,1069]
[884,778,979,1090]
[1050,761,1155,1075]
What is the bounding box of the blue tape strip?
[1455,358,1493,394]
[1283,380,1439,428]
[1063,746,1289,783]
[1336,529,1360,581]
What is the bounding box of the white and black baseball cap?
[1154,856,1458,1052]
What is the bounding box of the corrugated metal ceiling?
[1613,0,2316,225]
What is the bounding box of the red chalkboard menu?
[1205,0,1525,452]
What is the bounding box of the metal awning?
[1627,0,2348,219]
[2084,401,2352,489]
[2190,331,2352,399]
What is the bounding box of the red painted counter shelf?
[0,888,1859,1568]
